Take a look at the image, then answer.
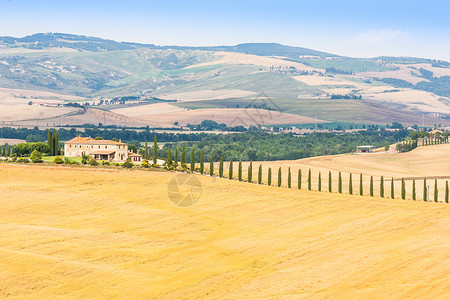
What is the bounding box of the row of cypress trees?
[0,144,11,157]
[151,137,448,203]
[47,129,60,156]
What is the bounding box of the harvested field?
[157,89,257,101]
[0,163,448,299]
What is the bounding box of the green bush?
[141,160,150,168]
[53,156,64,164]
[30,150,43,163]
[122,158,133,169]
[88,157,98,166]
[17,157,30,163]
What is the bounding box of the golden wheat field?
[0,163,449,299]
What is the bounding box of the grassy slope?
[0,164,448,299]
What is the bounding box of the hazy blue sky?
[1,0,449,60]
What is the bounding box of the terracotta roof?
[91,150,116,155]
[65,136,126,145]
[128,152,142,157]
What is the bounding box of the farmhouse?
[64,136,142,162]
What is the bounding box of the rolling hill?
[0,33,449,127]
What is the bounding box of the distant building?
[64,136,142,162]
[356,145,375,153]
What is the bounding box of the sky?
[0,0,449,60]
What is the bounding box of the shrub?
[141,160,150,168]
[17,157,30,163]
[88,157,98,166]
[53,156,64,164]
[122,158,133,168]
[30,150,43,163]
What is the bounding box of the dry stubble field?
[0,163,449,299]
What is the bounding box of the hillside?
[0,163,449,299]
[0,33,449,127]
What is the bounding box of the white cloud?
[347,28,412,46]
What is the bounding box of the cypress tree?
[153,136,157,165]
[258,164,262,184]
[6,145,10,157]
[328,171,332,192]
[380,176,384,197]
[370,176,374,196]
[199,150,204,174]
[144,141,149,160]
[278,167,282,187]
[318,172,321,191]
[298,169,302,189]
[228,158,233,179]
[401,178,406,200]
[47,130,52,155]
[167,146,172,165]
[52,129,56,156]
[359,173,363,195]
[349,173,353,195]
[248,161,253,183]
[181,145,186,166]
[174,147,178,164]
[445,181,448,203]
[338,171,342,193]
[423,178,427,201]
[288,167,292,188]
[238,160,242,181]
[219,156,224,178]
[210,152,214,176]
[434,178,438,202]
[391,178,394,199]
[268,167,272,186]
[1,145,5,156]
[308,169,312,191]
[412,179,416,200]
[55,130,59,155]
[190,147,195,172]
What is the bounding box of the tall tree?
[219,156,224,178]
[174,147,178,164]
[380,176,384,197]
[288,167,292,188]
[445,181,449,203]
[370,176,374,196]
[228,158,233,180]
[190,147,195,172]
[248,161,253,183]
[181,145,186,167]
[277,167,282,187]
[338,171,343,193]
[167,146,172,165]
[210,152,214,176]
[401,178,406,200]
[298,169,302,190]
[144,141,149,160]
[349,173,353,195]
[1,145,5,156]
[268,167,272,186]
[328,171,332,192]
[412,179,416,200]
[258,164,262,184]
[308,169,312,191]
[359,174,363,195]
[318,172,321,191]
[47,130,52,155]
[238,160,242,181]
[199,150,204,174]
[153,136,157,165]
[434,178,438,202]
[52,129,56,156]
[423,178,427,202]
[54,130,59,155]
[391,178,395,199]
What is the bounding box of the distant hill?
[0,33,336,57]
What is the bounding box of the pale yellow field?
[235,144,450,201]
[191,51,320,71]
[358,65,427,85]
[156,89,257,102]
[0,164,449,299]
[122,107,327,127]
[110,103,186,117]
